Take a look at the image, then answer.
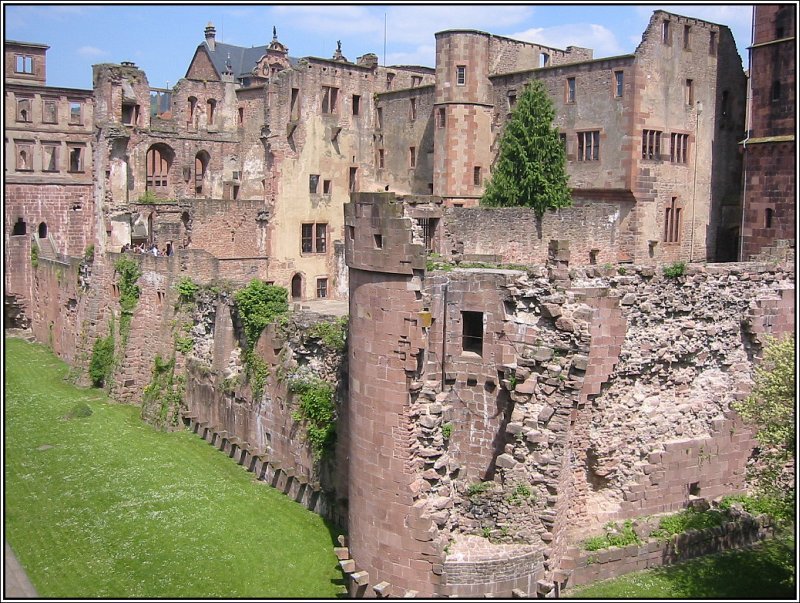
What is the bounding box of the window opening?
[316,278,328,299]
[670,133,689,163]
[540,53,550,67]
[349,167,358,192]
[42,145,58,172]
[685,79,694,105]
[566,77,576,103]
[122,102,140,126]
[462,311,484,355]
[765,208,774,228]
[38,222,48,238]
[322,86,338,113]
[771,81,782,102]
[352,94,360,116]
[410,97,417,120]
[290,88,300,120]
[301,223,328,253]
[577,131,600,161]
[17,98,31,122]
[378,148,385,169]
[373,233,383,249]
[662,20,671,45]
[206,99,216,125]
[683,25,691,49]
[664,197,682,243]
[709,31,717,55]
[309,174,320,194]
[69,102,82,125]
[614,71,624,97]
[437,107,446,128]
[473,166,482,186]
[15,54,33,74]
[456,65,466,86]
[409,147,416,168]
[43,99,57,124]
[323,179,332,194]
[642,130,662,160]
[12,218,27,236]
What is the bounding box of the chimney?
[205,22,216,51]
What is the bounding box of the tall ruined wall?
[440,201,636,266]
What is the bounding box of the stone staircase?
[34,235,56,260]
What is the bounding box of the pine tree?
[481,79,571,216]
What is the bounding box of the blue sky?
[4,3,755,91]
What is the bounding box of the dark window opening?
[709,31,717,55]
[122,103,140,126]
[17,99,31,122]
[323,179,332,194]
[237,107,244,127]
[352,94,360,116]
[309,174,319,194]
[290,88,300,120]
[416,217,438,252]
[614,71,624,97]
[771,80,782,102]
[206,99,216,125]
[437,107,446,128]
[145,145,171,190]
[410,97,417,120]
[69,102,82,125]
[683,24,691,49]
[38,222,48,238]
[473,166,482,186]
[68,147,84,172]
[765,208,774,228]
[373,233,383,249]
[642,130,662,160]
[456,65,466,86]
[42,145,58,172]
[689,482,700,496]
[12,218,27,236]
[462,311,484,355]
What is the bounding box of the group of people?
[122,242,173,257]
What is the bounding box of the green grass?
[4,337,346,598]
[564,534,795,599]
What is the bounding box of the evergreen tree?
[481,80,571,216]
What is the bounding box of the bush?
[308,317,348,352]
[64,402,93,419]
[234,280,289,350]
[31,245,39,268]
[175,277,200,304]
[89,333,115,387]
[290,377,336,459]
[663,261,686,278]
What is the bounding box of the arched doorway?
[38,222,48,238]
[291,274,303,300]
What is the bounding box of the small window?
[456,65,466,86]
[15,144,32,171]
[69,146,84,172]
[540,52,550,67]
[12,218,27,236]
[16,98,32,122]
[409,97,417,121]
[566,77,576,103]
[300,223,327,253]
[69,101,82,125]
[683,24,691,50]
[386,72,395,89]
[349,167,358,192]
[507,91,517,112]
[378,148,385,169]
[352,94,360,116]
[411,75,422,87]
[642,130,663,160]
[373,233,383,249]
[42,145,59,172]
[577,131,600,161]
[316,223,327,253]
[765,208,774,229]
[322,86,338,113]
[290,88,300,120]
[437,107,446,128]
[15,54,33,74]
[188,96,198,125]
[670,133,689,164]
[376,107,383,130]
[685,79,694,105]
[473,166,482,186]
[409,147,416,168]
[316,278,328,299]
[309,174,320,194]
[462,311,483,355]
[709,31,717,55]
[207,99,216,125]
[664,197,682,243]
[122,103,140,126]
[771,81,782,102]
[614,71,624,98]
[302,223,314,253]
[42,99,57,124]
[323,179,332,194]
[238,107,244,127]
[662,19,671,45]
[347,226,355,241]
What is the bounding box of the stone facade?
[740,4,796,260]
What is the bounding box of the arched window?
[38,222,48,238]
[291,274,303,300]
[12,217,27,236]
[195,151,210,196]
[207,99,216,126]
[145,144,173,192]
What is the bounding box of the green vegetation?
[733,335,795,522]
[649,508,726,541]
[719,493,792,522]
[141,354,184,428]
[175,276,200,304]
[308,316,348,352]
[5,337,345,598]
[564,533,794,599]
[441,423,453,440]
[583,520,640,551]
[290,377,336,460]
[137,190,176,204]
[114,256,142,350]
[84,244,95,263]
[467,481,492,497]
[31,244,39,268]
[481,80,571,216]
[506,483,533,506]
[662,261,686,278]
[89,326,116,388]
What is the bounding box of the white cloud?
[510,23,624,58]
[77,46,109,58]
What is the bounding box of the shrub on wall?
[290,376,336,459]
[114,256,142,350]
[89,329,115,388]
[308,317,348,352]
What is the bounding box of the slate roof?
[202,41,300,79]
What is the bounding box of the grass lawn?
[4,337,347,598]
[563,534,796,599]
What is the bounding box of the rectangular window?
[69,101,82,125]
[309,174,320,194]
[642,130,663,160]
[473,166,482,186]
[456,65,466,86]
[566,77,576,103]
[462,311,484,355]
[411,75,422,87]
[409,147,416,168]
[43,99,57,124]
[352,94,360,116]
[709,31,717,55]
[664,197,682,243]
[68,145,85,172]
[416,217,438,251]
[686,79,694,105]
[376,107,383,130]
[122,103,140,126]
[378,148,385,169]
[323,179,332,194]
[315,223,327,253]
[507,91,517,112]
[614,71,624,98]
[409,97,417,120]
[321,86,338,113]
[316,278,328,299]
[670,133,689,163]
[301,223,314,253]
[437,107,446,128]
[349,167,358,192]
[577,131,600,161]
[42,144,59,172]
[16,98,32,122]
[540,53,550,67]
[684,25,691,49]
[237,107,244,127]
[386,72,395,89]
[290,88,300,120]
[662,20,671,45]
[373,233,383,249]
[15,55,33,74]
[15,142,33,171]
